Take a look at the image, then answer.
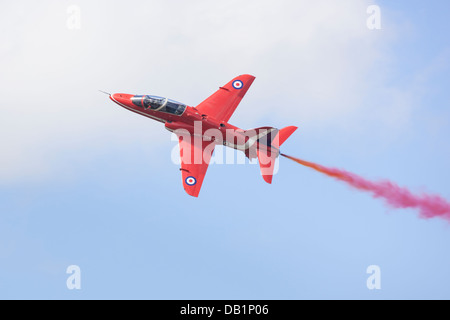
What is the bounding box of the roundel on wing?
[232,80,244,90]
[185,176,197,186]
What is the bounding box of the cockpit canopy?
[131,95,186,116]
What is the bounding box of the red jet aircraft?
[107,75,297,197]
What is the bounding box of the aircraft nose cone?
[110,93,133,106]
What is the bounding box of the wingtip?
[240,74,256,80]
[184,187,200,198]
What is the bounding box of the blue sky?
[1,0,449,299]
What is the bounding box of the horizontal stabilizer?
[256,126,298,184]
[272,126,298,148]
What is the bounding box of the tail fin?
[257,148,277,184]
[257,126,298,184]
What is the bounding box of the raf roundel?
[185,176,197,186]
[232,80,244,90]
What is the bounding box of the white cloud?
[0,0,406,184]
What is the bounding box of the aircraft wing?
[177,134,215,197]
[196,74,255,123]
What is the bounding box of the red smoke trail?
[281,154,450,221]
